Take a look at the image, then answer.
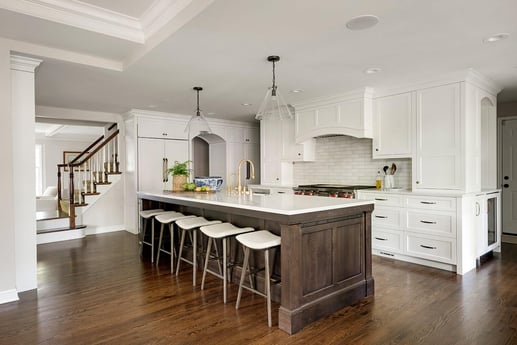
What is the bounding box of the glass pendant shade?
[255,86,294,120]
[255,55,293,121]
[185,86,212,135]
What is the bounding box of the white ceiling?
[35,122,104,140]
[2,0,517,123]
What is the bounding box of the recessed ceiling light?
[483,33,510,43]
[290,89,304,93]
[364,67,381,74]
[147,104,157,108]
[346,15,379,30]
[241,103,252,106]
[206,112,216,115]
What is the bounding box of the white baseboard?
[373,249,457,273]
[37,229,85,244]
[0,289,19,305]
[502,234,517,244]
[84,224,125,236]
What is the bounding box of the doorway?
[499,116,517,242]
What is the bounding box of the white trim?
[293,87,374,110]
[373,250,459,273]
[37,229,85,244]
[84,225,125,236]
[0,289,19,305]
[373,69,501,98]
[6,38,124,71]
[0,0,144,43]
[10,55,42,72]
[141,0,193,38]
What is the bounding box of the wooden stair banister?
[56,127,121,230]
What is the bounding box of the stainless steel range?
[293,184,376,198]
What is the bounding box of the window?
[35,144,43,195]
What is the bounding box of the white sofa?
[36,186,58,212]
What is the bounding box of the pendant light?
[185,86,212,134]
[255,55,294,120]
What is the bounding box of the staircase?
[37,125,122,243]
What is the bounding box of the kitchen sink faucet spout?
[238,159,255,194]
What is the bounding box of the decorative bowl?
[193,176,223,191]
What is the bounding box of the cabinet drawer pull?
[420,244,437,250]
[374,198,388,201]
[162,133,168,136]
[375,215,388,219]
[420,220,437,224]
[374,237,388,241]
[420,201,437,205]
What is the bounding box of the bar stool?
[139,209,169,262]
[155,212,197,273]
[175,217,222,286]
[235,230,281,327]
[200,222,254,303]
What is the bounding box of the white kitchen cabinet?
[414,83,462,190]
[260,117,293,186]
[356,190,477,274]
[294,88,373,142]
[137,138,188,191]
[372,92,414,158]
[281,116,315,161]
[476,191,501,258]
[138,117,188,140]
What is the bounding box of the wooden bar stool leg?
[176,229,186,276]
[169,223,175,274]
[201,237,213,290]
[265,249,272,328]
[223,238,228,303]
[156,223,165,265]
[236,247,250,309]
[192,230,197,286]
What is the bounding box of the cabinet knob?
[504,176,509,180]
[375,148,379,151]
[298,153,301,156]
[416,181,420,184]
[504,184,509,188]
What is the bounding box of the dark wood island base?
[139,192,374,334]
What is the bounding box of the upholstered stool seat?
[175,216,222,286]
[200,222,254,303]
[155,212,196,273]
[139,209,169,262]
[235,230,281,327]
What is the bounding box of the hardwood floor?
[1,231,516,345]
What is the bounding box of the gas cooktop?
[296,184,376,190]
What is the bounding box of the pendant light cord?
[271,59,277,96]
[196,88,201,116]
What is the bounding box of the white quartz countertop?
[357,188,501,197]
[138,190,373,216]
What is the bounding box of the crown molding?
[0,0,144,43]
[140,0,192,39]
[10,54,42,72]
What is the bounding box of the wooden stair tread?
[37,224,87,234]
[83,192,101,196]
[74,203,89,207]
[106,172,122,175]
[95,182,111,185]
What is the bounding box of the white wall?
[0,41,18,303]
[293,136,412,189]
[36,136,95,191]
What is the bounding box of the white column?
[0,44,18,304]
[11,54,42,293]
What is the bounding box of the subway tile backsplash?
[293,136,412,189]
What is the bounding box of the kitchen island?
[138,190,374,334]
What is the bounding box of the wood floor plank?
[1,231,516,345]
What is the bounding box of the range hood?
[292,87,373,143]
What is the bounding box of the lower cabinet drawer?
[372,207,401,228]
[372,229,403,253]
[406,211,455,237]
[405,232,456,263]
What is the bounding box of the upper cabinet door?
[414,83,462,190]
[373,92,414,159]
[138,117,188,140]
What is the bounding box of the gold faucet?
[237,159,255,194]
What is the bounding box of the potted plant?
[167,160,191,191]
